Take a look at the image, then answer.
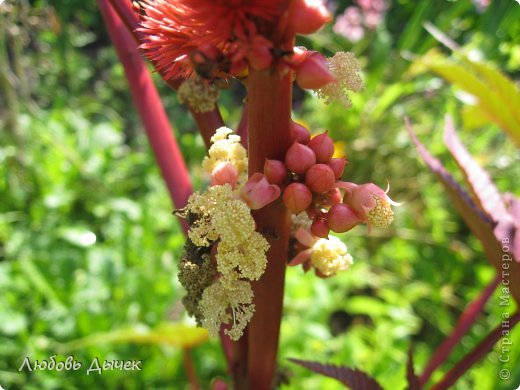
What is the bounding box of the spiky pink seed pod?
[311,218,330,238]
[307,131,335,163]
[240,173,281,210]
[295,52,336,90]
[283,183,313,213]
[305,164,335,193]
[210,163,238,188]
[264,159,287,185]
[288,0,332,35]
[292,121,311,144]
[328,157,347,179]
[327,203,361,233]
[285,141,316,174]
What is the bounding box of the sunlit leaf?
[57,323,209,352]
[410,49,520,146]
[289,358,383,389]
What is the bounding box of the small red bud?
[283,183,313,213]
[264,159,287,185]
[305,164,335,193]
[326,188,342,205]
[327,203,361,233]
[210,163,238,188]
[291,121,311,144]
[329,157,347,179]
[311,219,330,238]
[240,173,281,210]
[295,52,335,90]
[288,0,332,35]
[285,141,316,174]
[307,131,335,163]
[306,208,319,220]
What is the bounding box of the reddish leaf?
[443,116,508,223]
[407,348,422,390]
[419,275,500,385]
[406,119,520,303]
[430,311,520,390]
[503,193,520,263]
[443,116,518,261]
[289,358,383,390]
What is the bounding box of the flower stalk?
[246,65,293,388]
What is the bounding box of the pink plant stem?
[182,348,201,390]
[246,66,293,388]
[189,108,225,149]
[420,274,501,385]
[99,0,192,232]
[430,310,520,390]
[107,0,141,41]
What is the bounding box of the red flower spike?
[285,141,316,174]
[240,172,281,210]
[327,203,361,233]
[311,218,330,238]
[287,0,332,35]
[328,157,347,179]
[264,159,287,185]
[211,162,239,188]
[291,121,312,144]
[307,131,335,163]
[139,0,284,79]
[305,164,335,193]
[295,52,336,90]
[283,183,313,213]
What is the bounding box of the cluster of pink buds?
[263,122,400,240]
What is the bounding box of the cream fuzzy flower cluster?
[310,236,353,276]
[180,128,271,340]
[185,184,269,340]
[202,127,248,181]
[366,195,394,228]
[178,77,219,113]
[317,51,364,108]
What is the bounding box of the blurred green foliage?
[1,0,519,389]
